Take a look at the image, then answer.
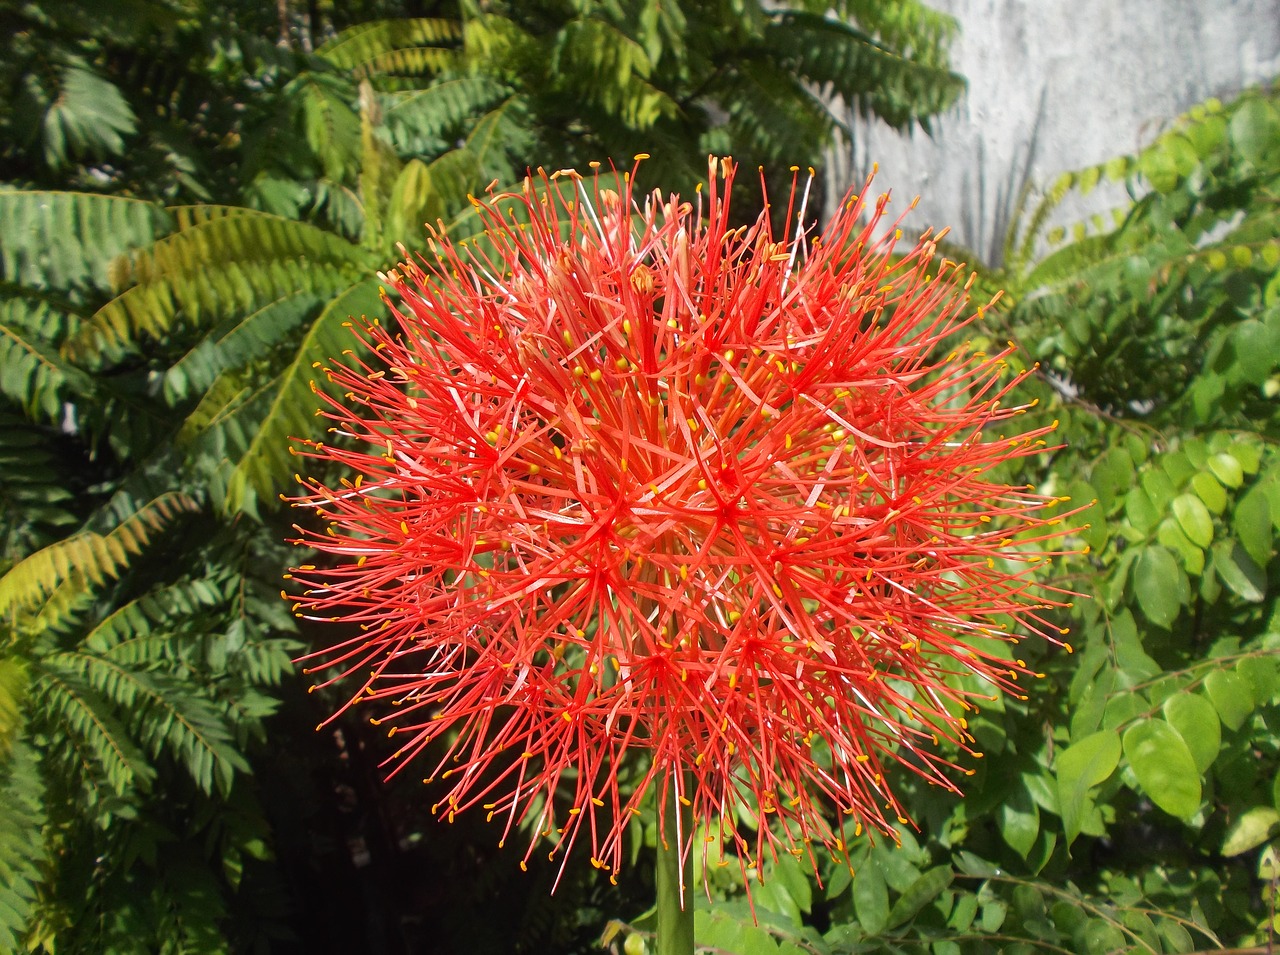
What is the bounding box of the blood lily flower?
[286,157,1077,888]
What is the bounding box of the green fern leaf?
[176,370,283,489]
[354,46,460,79]
[65,213,369,363]
[383,76,509,155]
[0,418,80,563]
[38,58,137,168]
[550,19,676,131]
[83,577,229,656]
[288,72,364,184]
[33,666,155,800]
[224,279,385,515]
[0,298,95,422]
[0,491,198,618]
[0,740,46,952]
[719,61,831,165]
[50,651,249,797]
[767,10,964,131]
[318,18,462,75]
[384,150,485,246]
[0,190,172,295]
[0,657,28,756]
[162,292,323,404]
[463,96,530,185]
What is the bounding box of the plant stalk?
[655,776,694,955]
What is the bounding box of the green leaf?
[769,854,812,915]
[853,861,889,935]
[1122,719,1202,819]
[0,741,47,950]
[1158,919,1194,953]
[1238,655,1278,705]
[41,63,137,167]
[1234,486,1273,566]
[224,279,384,514]
[67,210,368,362]
[1056,729,1121,846]
[1191,471,1227,513]
[1207,453,1244,489]
[0,492,199,617]
[1229,95,1280,164]
[999,786,1040,859]
[1172,494,1214,548]
[885,866,952,930]
[1211,541,1266,602]
[1134,546,1186,628]
[1204,669,1255,731]
[1124,487,1160,534]
[1157,518,1205,575]
[1229,320,1280,385]
[1161,692,1221,774]
[1222,807,1280,856]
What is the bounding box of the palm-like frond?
[288,72,364,184]
[32,56,138,169]
[161,292,324,405]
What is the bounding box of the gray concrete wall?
[826,1,1280,265]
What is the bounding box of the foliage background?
[0,0,1276,952]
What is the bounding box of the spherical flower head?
[287,157,1077,888]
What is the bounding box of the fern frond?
[1020,233,1126,299]
[384,150,484,247]
[224,279,385,515]
[162,292,323,404]
[382,76,509,155]
[766,10,964,132]
[175,369,281,483]
[0,298,95,422]
[0,740,46,952]
[0,657,28,756]
[83,577,230,656]
[0,492,198,619]
[288,72,363,184]
[1006,166,1131,277]
[0,190,172,295]
[318,18,462,76]
[463,96,530,185]
[64,214,369,363]
[0,419,79,560]
[718,61,831,165]
[841,0,960,69]
[354,46,460,79]
[37,57,137,168]
[551,18,676,131]
[49,652,249,797]
[33,666,155,799]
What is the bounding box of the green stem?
[656,776,694,955]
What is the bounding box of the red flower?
[287,157,1077,888]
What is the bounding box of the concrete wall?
[826,1,1280,265]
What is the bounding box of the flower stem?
[656,777,694,955]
